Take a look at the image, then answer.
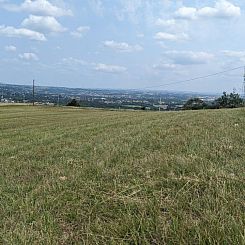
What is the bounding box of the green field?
[0,106,245,244]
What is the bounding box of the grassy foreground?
[0,106,244,244]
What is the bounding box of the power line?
[137,65,244,91]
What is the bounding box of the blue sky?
[0,0,245,93]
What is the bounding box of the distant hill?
[0,82,218,110]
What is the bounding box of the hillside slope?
[0,106,244,244]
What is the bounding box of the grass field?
[0,106,245,244]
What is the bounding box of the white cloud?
[153,63,176,70]
[21,15,66,33]
[103,40,143,52]
[0,25,46,41]
[94,63,127,73]
[3,0,72,17]
[163,51,214,65]
[19,52,39,61]
[154,32,189,41]
[71,26,90,38]
[201,0,240,18]
[175,0,240,20]
[175,7,197,20]
[197,7,219,18]
[61,57,87,66]
[5,45,17,52]
[155,18,176,27]
[58,57,88,71]
[222,50,245,58]
[222,50,245,62]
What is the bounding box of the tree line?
[183,92,244,110]
[66,92,244,111]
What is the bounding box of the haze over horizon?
[0,0,245,93]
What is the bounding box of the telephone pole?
[32,79,35,106]
[243,66,245,99]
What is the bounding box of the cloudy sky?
[0,0,245,93]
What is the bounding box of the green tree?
[215,92,243,108]
[66,99,80,107]
[183,98,206,110]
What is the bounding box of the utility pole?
[243,66,245,99]
[57,94,60,106]
[159,97,161,111]
[32,79,35,106]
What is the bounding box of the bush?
[66,99,80,107]
[183,98,206,110]
[215,92,243,108]
[183,92,244,110]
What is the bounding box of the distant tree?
[66,99,80,107]
[205,101,219,110]
[183,98,206,110]
[215,92,243,108]
[141,106,146,110]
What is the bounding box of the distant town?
[0,83,218,111]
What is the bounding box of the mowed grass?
[0,106,245,244]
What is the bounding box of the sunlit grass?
[0,106,244,244]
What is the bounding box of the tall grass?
[0,106,244,244]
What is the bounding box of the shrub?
[66,99,80,107]
[183,98,206,110]
[215,92,243,108]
